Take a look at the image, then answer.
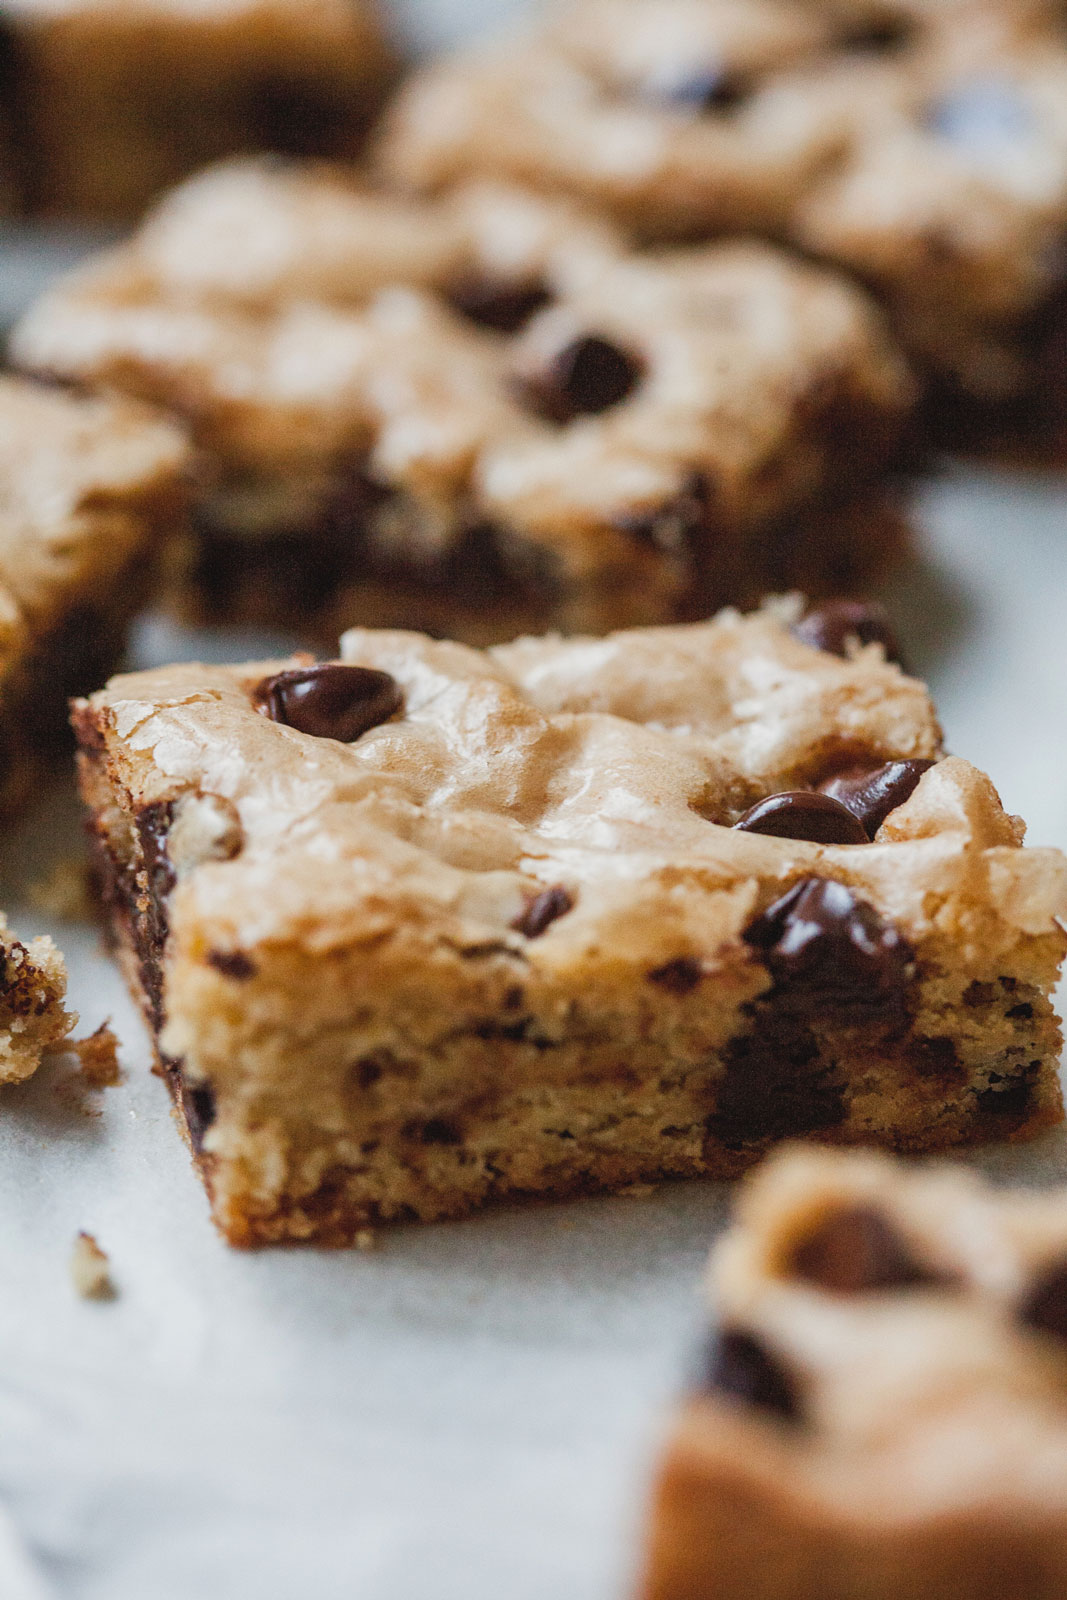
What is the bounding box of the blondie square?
[641,1145,1067,1600]
[378,0,1067,448]
[0,913,73,1083]
[73,599,1066,1246]
[13,162,915,645]
[0,375,190,817]
[0,0,396,217]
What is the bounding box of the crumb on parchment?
[71,1232,115,1300]
[70,1022,121,1089]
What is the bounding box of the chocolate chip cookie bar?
[640,1145,1067,1600]
[13,163,915,644]
[378,0,1067,449]
[0,0,395,218]
[0,913,73,1083]
[73,599,1066,1246]
[0,376,190,817]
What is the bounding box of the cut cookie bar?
[0,376,190,817]
[13,165,915,644]
[0,913,74,1084]
[640,1145,1067,1600]
[377,0,1067,449]
[0,0,396,218]
[73,599,1066,1246]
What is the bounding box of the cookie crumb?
[355,1228,377,1252]
[70,1022,121,1089]
[71,1232,114,1300]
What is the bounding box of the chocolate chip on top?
[743,877,912,1011]
[253,664,403,743]
[788,1204,935,1294]
[448,276,552,335]
[513,885,574,939]
[528,335,644,423]
[820,760,936,839]
[735,791,868,846]
[792,600,903,666]
[702,1329,801,1423]
[1021,1260,1067,1343]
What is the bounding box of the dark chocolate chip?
[247,76,349,156]
[791,601,903,666]
[819,760,936,839]
[419,1118,462,1146]
[253,664,403,743]
[206,950,258,981]
[512,885,574,939]
[1022,1261,1067,1343]
[839,19,913,54]
[649,957,704,994]
[735,791,869,846]
[184,1083,217,1156]
[975,1064,1039,1124]
[789,1205,932,1294]
[652,67,752,113]
[449,276,552,334]
[700,1329,800,1422]
[927,79,1034,153]
[526,336,643,423]
[743,877,912,1012]
[1007,1002,1034,1020]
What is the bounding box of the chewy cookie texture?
[13,162,914,646]
[641,1146,1067,1600]
[378,0,1067,449]
[73,599,1066,1247]
[0,913,73,1084]
[0,375,190,818]
[0,0,396,218]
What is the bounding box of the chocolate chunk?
[513,885,574,939]
[839,19,912,54]
[247,76,348,157]
[653,67,751,113]
[449,276,552,334]
[927,79,1034,154]
[1021,1261,1067,1343]
[735,792,868,846]
[819,760,936,839]
[419,1118,462,1146]
[649,957,704,994]
[184,1083,217,1156]
[975,1064,1039,1125]
[253,664,402,742]
[711,1013,845,1147]
[743,877,912,1013]
[526,336,643,423]
[207,950,258,981]
[789,1205,933,1293]
[791,600,903,665]
[701,1329,800,1422]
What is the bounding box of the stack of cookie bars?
[4,0,1067,1594]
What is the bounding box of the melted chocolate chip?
[419,1118,462,1146]
[735,791,868,846]
[791,601,903,665]
[819,760,936,839]
[975,1064,1040,1126]
[1022,1261,1067,1343]
[207,950,258,981]
[184,1083,217,1155]
[253,665,402,743]
[525,336,643,423]
[701,1329,800,1422]
[789,1205,932,1294]
[513,885,574,939]
[839,19,913,54]
[449,276,552,334]
[649,957,704,994]
[654,67,751,113]
[743,877,912,1015]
